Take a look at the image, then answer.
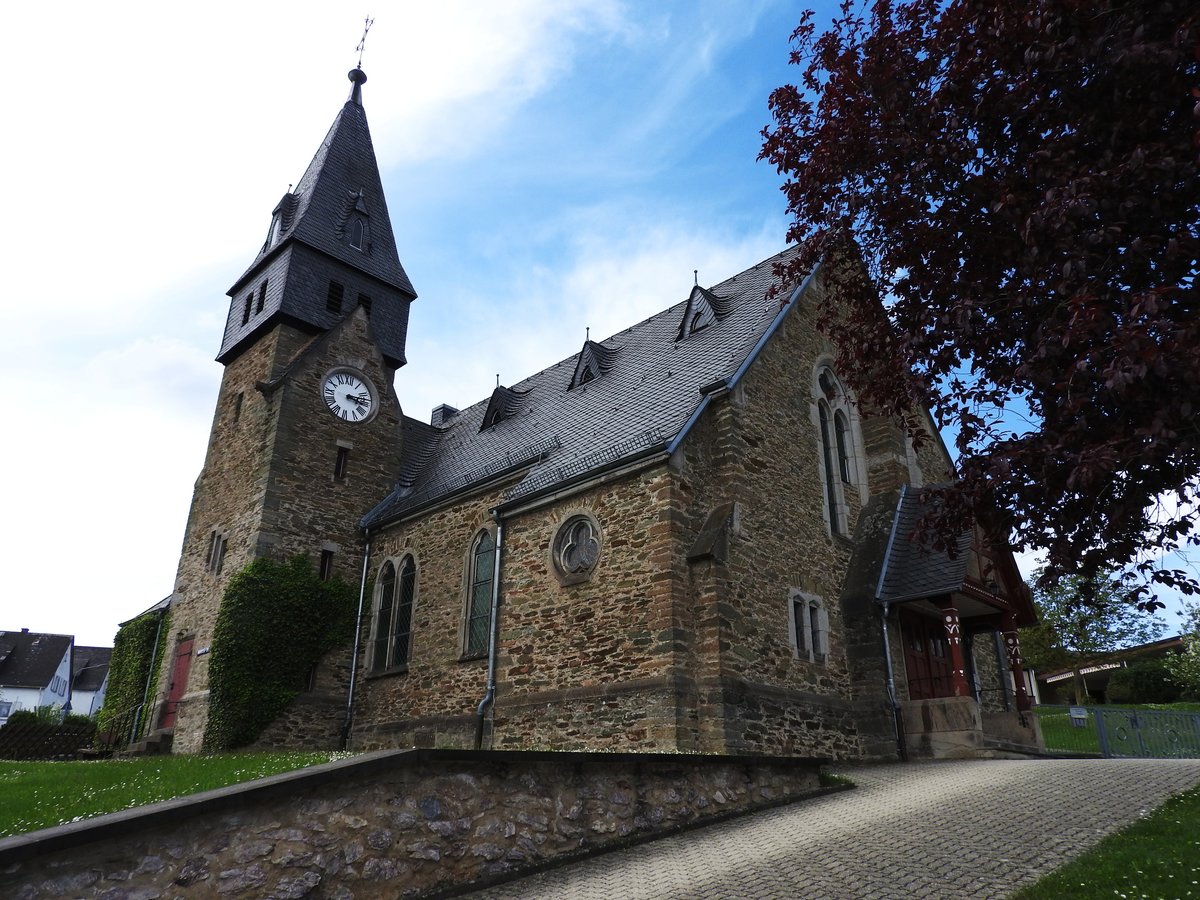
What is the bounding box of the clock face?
[322,371,375,422]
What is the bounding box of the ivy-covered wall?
[96,608,170,742]
[203,556,356,751]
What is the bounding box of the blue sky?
[1,1,1186,646]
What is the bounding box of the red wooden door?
[900,611,953,700]
[160,639,193,729]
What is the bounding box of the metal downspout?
[880,601,907,761]
[474,511,505,749]
[342,531,372,750]
[135,608,166,743]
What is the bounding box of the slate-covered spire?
[217,66,416,368]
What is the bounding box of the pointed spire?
[347,67,367,106]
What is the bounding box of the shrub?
[1106,659,1183,704]
[203,555,356,751]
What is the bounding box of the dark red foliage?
[761,0,1200,606]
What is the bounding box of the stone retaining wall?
[0,749,824,899]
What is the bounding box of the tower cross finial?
[356,16,375,68]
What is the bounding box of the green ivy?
[97,607,170,741]
[203,555,356,752]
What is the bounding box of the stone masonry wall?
[166,308,404,753]
[353,463,683,753]
[0,750,824,899]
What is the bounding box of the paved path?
[465,758,1200,899]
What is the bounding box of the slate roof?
[0,631,71,689]
[217,68,415,367]
[72,646,113,693]
[363,249,810,527]
[875,486,973,603]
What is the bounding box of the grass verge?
[0,751,351,837]
[1009,783,1200,899]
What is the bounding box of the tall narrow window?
[834,411,852,483]
[393,557,416,667]
[334,446,350,480]
[818,402,842,534]
[350,217,366,250]
[326,281,345,314]
[809,599,825,662]
[358,293,372,318]
[256,279,268,314]
[207,530,227,575]
[319,549,335,582]
[372,562,396,672]
[233,392,244,423]
[241,293,253,325]
[466,531,495,656]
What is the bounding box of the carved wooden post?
[940,605,971,698]
[1002,613,1032,711]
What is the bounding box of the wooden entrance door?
[160,638,193,729]
[900,611,953,700]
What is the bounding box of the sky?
[0,2,1187,647]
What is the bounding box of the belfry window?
[241,293,253,326]
[465,531,495,657]
[256,279,268,314]
[327,281,344,314]
[350,217,367,250]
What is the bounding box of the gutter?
[474,510,505,749]
[342,530,373,750]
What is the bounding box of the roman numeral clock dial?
[322,370,376,422]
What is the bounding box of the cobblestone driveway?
[466,758,1200,899]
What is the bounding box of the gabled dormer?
[568,340,622,389]
[677,284,735,340]
[216,66,416,369]
[481,385,531,431]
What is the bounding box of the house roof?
[0,631,71,689]
[875,486,973,604]
[72,646,113,692]
[363,249,809,527]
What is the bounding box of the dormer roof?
[481,385,532,430]
[677,284,735,339]
[568,340,622,390]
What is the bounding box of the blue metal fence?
[1037,705,1200,759]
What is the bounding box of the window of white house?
[789,590,829,664]
[465,531,495,657]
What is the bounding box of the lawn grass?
[0,751,350,837]
[1009,783,1200,899]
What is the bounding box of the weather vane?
[356,16,375,68]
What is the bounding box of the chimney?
[431,404,459,427]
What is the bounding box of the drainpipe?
[879,602,907,761]
[136,607,166,743]
[474,511,505,749]
[342,530,372,751]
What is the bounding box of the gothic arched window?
[814,365,862,536]
[465,531,495,657]
[371,562,396,672]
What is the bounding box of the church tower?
[159,67,413,753]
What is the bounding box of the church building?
[154,67,1041,760]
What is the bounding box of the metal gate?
[1038,705,1200,759]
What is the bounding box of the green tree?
[1021,568,1167,702]
[1166,601,1200,700]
